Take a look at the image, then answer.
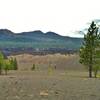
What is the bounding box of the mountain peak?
[0,29,14,35]
[45,31,60,36]
[20,30,44,35]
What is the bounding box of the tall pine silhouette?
[79,21,99,78]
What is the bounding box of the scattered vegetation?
[0,52,18,75]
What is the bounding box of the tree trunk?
[89,48,93,78]
[5,70,7,75]
[0,66,2,75]
[89,65,92,78]
[94,70,97,78]
[0,69,2,75]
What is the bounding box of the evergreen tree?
[79,21,99,78]
[4,60,10,75]
[9,57,14,70]
[13,58,18,70]
[31,64,35,71]
[93,32,100,78]
[0,52,4,75]
[9,57,18,70]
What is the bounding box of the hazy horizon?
[0,0,100,37]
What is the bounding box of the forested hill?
[0,29,82,49]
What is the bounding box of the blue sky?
[0,0,100,37]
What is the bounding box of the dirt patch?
[0,70,100,100]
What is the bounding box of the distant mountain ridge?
[0,29,83,50]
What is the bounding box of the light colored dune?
[8,54,85,71]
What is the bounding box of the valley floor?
[0,70,100,100]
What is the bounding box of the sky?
[0,0,100,37]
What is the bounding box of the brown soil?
[0,71,100,100]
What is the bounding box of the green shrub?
[9,57,18,70]
[4,60,11,75]
[31,64,35,71]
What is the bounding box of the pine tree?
[9,57,18,70]
[13,58,18,70]
[31,64,35,71]
[79,21,99,78]
[93,32,100,78]
[4,60,10,75]
[0,52,4,75]
[9,57,14,70]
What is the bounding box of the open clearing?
[0,54,100,100]
[0,70,100,100]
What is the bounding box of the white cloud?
[0,0,100,37]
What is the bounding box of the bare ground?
[0,70,100,100]
[1,54,100,100]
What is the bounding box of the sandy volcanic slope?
[9,54,84,71]
[0,71,100,100]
